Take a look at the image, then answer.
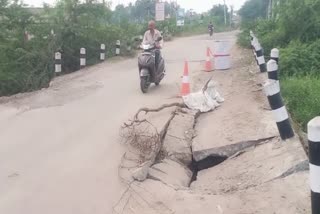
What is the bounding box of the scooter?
[138,37,165,93]
[209,28,213,37]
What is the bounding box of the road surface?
[0,32,235,214]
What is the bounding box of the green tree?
[238,0,269,21]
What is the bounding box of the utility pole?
[229,5,233,27]
[223,0,227,26]
[267,0,273,19]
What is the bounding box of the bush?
[280,39,320,77]
[238,0,320,134]
[237,29,251,48]
[281,76,320,131]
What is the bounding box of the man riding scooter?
[142,20,164,68]
[137,20,166,93]
[208,22,214,37]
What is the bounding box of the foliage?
[281,76,320,131]
[0,0,54,95]
[280,40,320,77]
[238,0,268,22]
[238,0,320,131]
[210,4,228,25]
[276,0,320,43]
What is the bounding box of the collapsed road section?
[113,43,309,214]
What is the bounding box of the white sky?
[25,0,247,12]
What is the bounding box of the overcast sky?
[25,0,247,12]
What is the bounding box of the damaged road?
[0,31,309,214]
[115,31,310,214]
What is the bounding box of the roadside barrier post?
[127,41,131,52]
[255,42,267,72]
[263,80,294,140]
[116,40,121,56]
[271,48,279,64]
[267,59,278,80]
[100,44,106,61]
[55,52,62,73]
[80,48,86,68]
[251,38,259,66]
[308,117,320,214]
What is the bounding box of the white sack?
[182,80,224,113]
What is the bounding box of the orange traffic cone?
[180,61,191,96]
[204,47,214,72]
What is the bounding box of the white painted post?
[116,40,121,56]
[251,38,259,65]
[271,48,279,64]
[100,44,106,61]
[308,117,320,214]
[267,59,278,80]
[80,48,86,68]
[255,42,267,72]
[263,80,294,140]
[55,52,62,73]
[127,41,131,52]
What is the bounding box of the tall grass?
[281,76,320,131]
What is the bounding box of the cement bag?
[204,81,225,103]
[183,91,214,112]
[183,80,224,113]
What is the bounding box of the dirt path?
[0,32,227,214]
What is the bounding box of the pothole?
[188,136,277,184]
[189,155,228,183]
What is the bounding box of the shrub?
[280,39,320,77]
[281,76,320,131]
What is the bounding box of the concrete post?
[255,42,267,72]
[252,38,259,66]
[100,44,106,61]
[127,41,131,52]
[263,80,294,140]
[308,117,320,214]
[55,52,62,73]
[267,59,278,80]
[271,48,279,63]
[80,48,86,68]
[116,40,121,56]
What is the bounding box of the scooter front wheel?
[140,75,150,93]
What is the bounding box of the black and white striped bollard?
[80,48,86,68]
[116,40,120,56]
[267,59,278,80]
[263,80,294,140]
[271,48,279,64]
[55,52,62,73]
[308,117,320,214]
[250,33,255,52]
[252,38,259,66]
[249,30,254,39]
[100,44,106,61]
[255,43,267,72]
[127,41,131,52]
